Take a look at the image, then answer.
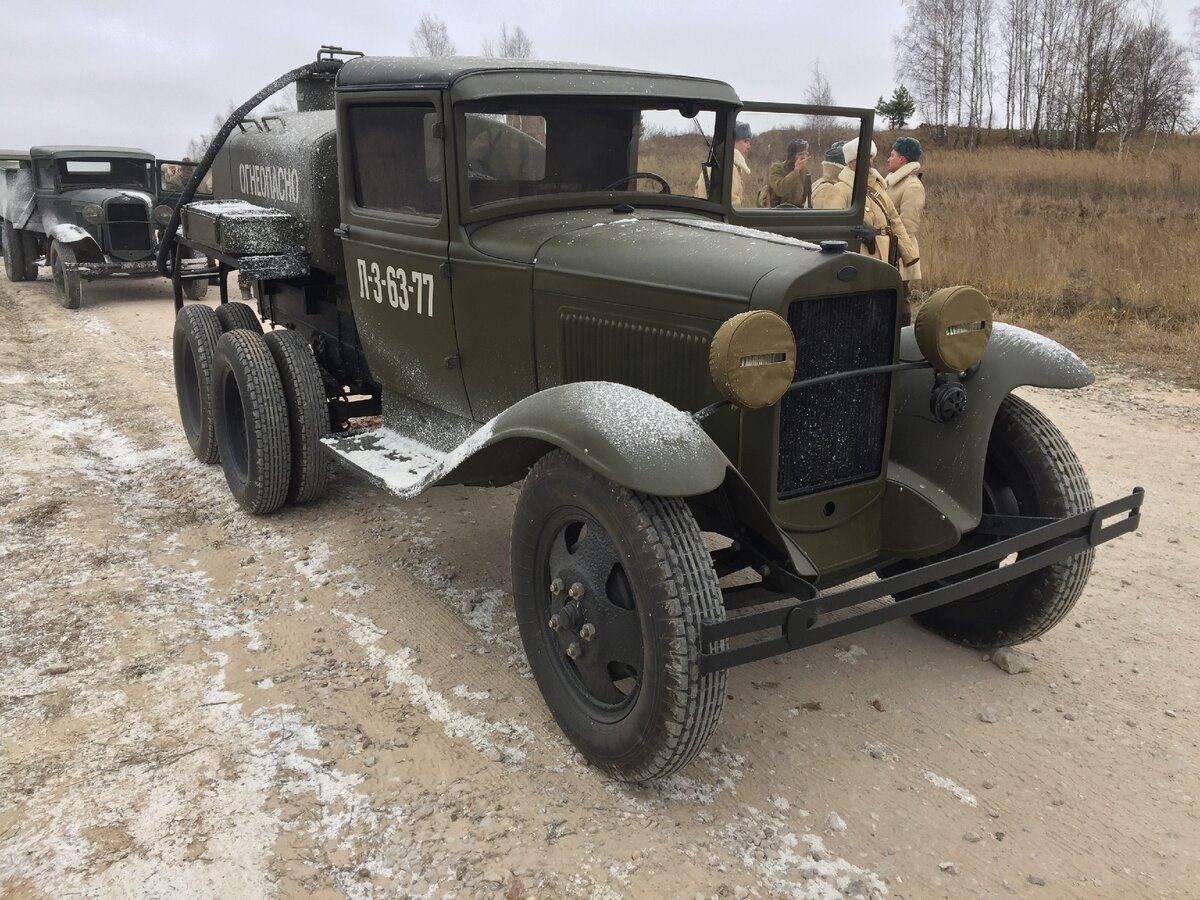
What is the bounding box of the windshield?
[56,158,153,190]
[458,98,726,212]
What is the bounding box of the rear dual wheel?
[512,451,727,782]
[2,219,39,282]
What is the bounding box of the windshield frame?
[53,156,154,191]
[453,95,736,225]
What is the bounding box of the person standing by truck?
[697,121,752,206]
[761,138,810,207]
[884,137,926,302]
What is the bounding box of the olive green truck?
[162,48,1143,781]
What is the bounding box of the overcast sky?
[5,0,1198,158]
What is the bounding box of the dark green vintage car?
[163,49,1143,781]
[0,145,210,306]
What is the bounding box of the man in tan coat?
[813,137,919,274]
[696,121,752,206]
[809,140,846,208]
[884,137,925,290]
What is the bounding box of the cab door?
[725,102,876,248]
[337,92,471,418]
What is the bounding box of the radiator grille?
[104,200,152,255]
[777,291,896,499]
[560,311,710,411]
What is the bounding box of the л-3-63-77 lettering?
[355,259,434,317]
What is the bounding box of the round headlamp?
[914,286,993,373]
[82,204,104,225]
[709,310,797,409]
[154,204,174,226]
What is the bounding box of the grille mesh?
[777,291,896,499]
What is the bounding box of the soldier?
[696,121,752,206]
[761,138,810,207]
[809,140,846,208]
[813,137,919,284]
[884,137,925,297]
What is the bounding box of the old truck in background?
[0,146,212,307]
[161,48,1144,782]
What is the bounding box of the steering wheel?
[603,172,671,194]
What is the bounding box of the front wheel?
[511,451,727,781]
[49,242,81,309]
[910,394,1095,647]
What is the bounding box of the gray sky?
[5,0,1198,158]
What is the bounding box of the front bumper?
[700,488,1145,673]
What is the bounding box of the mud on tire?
[173,304,223,464]
[212,329,292,515]
[263,329,331,504]
[911,394,1095,648]
[511,450,727,781]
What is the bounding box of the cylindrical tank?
[210,110,343,278]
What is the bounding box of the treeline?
[896,0,1197,150]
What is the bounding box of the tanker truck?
[162,47,1143,782]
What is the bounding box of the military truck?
[162,49,1143,781]
[0,145,211,307]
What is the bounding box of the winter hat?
[824,140,846,163]
[787,138,809,155]
[892,136,922,162]
[842,137,877,164]
[735,121,753,141]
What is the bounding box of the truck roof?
[29,146,155,160]
[336,56,741,105]
[0,150,31,162]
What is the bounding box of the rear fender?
[885,322,1093,556]
[49,224,105,264]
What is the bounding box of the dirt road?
[0,275,1196,899]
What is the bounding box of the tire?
[511,450,727,781]
[49,241,82,309]
[263,329,331,504]
[211,329,292,514]
[910,394,1095,648]
[183,278,210,301]
[173,304,223,464]
[2,220,38,282]
[215,301,263,334]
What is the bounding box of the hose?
[156,58,344,278]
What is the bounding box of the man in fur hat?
[884,137,925,291]
[696,121,753,206]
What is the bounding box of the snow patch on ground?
[923,770,979,807]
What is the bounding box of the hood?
[58,187,155,208]
[470,209,826,305]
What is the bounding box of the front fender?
[884,322,1093,556]
[452,381,728,497]
[49,224,105,263]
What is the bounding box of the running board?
[321,423,493,500]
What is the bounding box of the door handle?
[333,224,349,238]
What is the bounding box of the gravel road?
[1,274,1196,899]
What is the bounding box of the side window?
[35,159,55,190]
[347,104,443,218]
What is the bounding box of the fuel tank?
[209,110,343,278]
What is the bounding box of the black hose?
[156,58,343,279]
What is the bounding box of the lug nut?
[568,582,585,600]
[579,623,596,641]
[550,578,564,595]
[548,614,561,630]
[566,642,581,660]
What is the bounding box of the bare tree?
[1110,4,1196,152]
[411,13,456,57]
[482,24,534,58]
[802,62,835,150]
[187,101,238,160]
